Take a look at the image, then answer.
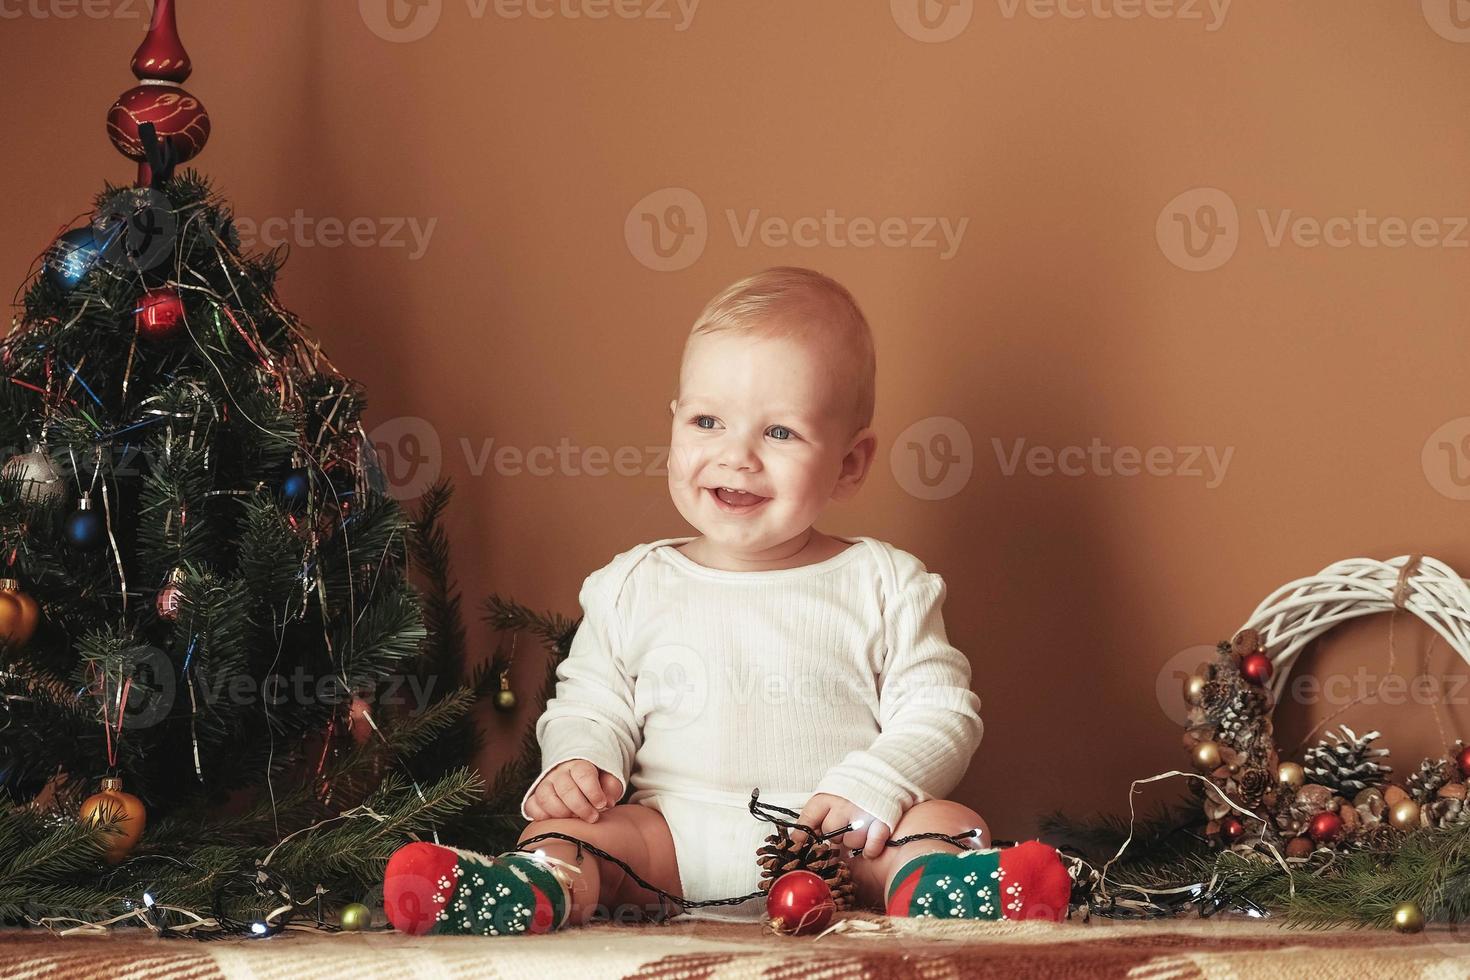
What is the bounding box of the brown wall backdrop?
[5,0,1470,839]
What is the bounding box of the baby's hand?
[525,759,623,823]
[795,793,892,859]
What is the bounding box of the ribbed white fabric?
[520,535,983,835]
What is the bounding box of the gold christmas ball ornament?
[0,579,39,650]
[339,902,371,931]
[1183,673,1208,705]
[1192,740,1222,771]
[80,776,147,864]
[0,593,26,654]
[493,669,516,713]
[1389,799,1422,832]
[1277,762,1306,790]
[1392,901,1425,933]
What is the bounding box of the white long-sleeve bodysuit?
[519,535,984,920]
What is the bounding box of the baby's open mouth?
[707,486,769,511]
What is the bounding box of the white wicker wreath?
[1241,555,1470,703]
[1181,554,1470,854]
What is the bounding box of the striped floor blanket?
[4,912,1469,978]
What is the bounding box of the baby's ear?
[833,427,878,500]
[668,398,678,417]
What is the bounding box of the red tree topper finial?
[106,0,210,186]
[131,0,192,83]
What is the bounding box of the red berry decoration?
[135,287,185,341]
[1457,744,1470,778]
[766,870,835,936]
[1239,651,1273,686]
[1309,811,1343,843]
[1218,816,1245,843]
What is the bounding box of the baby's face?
[668,327,870,560]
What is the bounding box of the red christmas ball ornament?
[765,870,835,936]
[107,86,211,166]
[1457,745,1470,778]
[1218,816,1245,843]
[348,696,374,745]
[135,287,185,341]
[1239,651,1273,686]
[1308,810,1343,843]
[156,567,185,621]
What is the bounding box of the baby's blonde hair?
[680,267,876,431]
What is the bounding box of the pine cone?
[1425,795,1470,831]
[1355,821,1395,850]
[1216,690,1269,753]
[1302,726,1391,795]
[1407,757,1456,803]
[1238,766,1271,807]
[1200,680,1232,714]
[756,829,856,911]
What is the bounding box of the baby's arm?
[812,556,983,833]
[519,566,640,822]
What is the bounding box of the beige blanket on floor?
[4,912,1469,978]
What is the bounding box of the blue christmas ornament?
[281,467,311,508]
[65,496,106,551]
[44,226,105,291]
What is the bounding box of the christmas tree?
[0,1,566,932]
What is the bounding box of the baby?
[384,268,1067,935]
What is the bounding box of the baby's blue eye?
[768,425,793,441]
[694,416,717,429]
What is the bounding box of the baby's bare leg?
[848,800,989,908]
[519,803,681,925]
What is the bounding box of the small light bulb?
[851,818,866,831]
[143,892,155,908]
[533,849,547,862]
[250,922,268,935]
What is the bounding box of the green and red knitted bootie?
[383,841,574,936]
[885,840,1071,922]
